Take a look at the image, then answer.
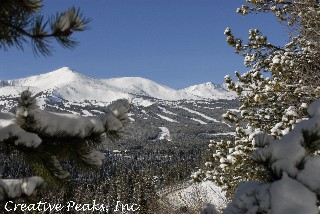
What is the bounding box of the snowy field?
[160,181,227,212]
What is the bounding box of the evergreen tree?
[132,173,156,214]
[0,90,130,200]
[115,167,131,204]
[193,0,320,199]
[0,0,131,201]
[223,100,320,213]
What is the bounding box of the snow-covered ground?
[151,127,172,141]
[157,114,178,123]
[161,181,227,211]
[179,106,221,122]
[208,132,236,136]
[191,118,207,124]
[81,110,93,116]
[158,106,177,115]
[178,106,232,127]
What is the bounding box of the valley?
[0,67,239,213]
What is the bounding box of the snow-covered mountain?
[102,77,194,101]
[7,67,90,90]
[0,67,239,148]
[0,67,236,106]
[180,82,236,100]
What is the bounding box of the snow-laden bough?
[223,99,320,213]
[0,90,131,200]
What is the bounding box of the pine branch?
[0,1,90,56]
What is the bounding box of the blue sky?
[0,0,287,89]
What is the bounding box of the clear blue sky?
[0,0,287,89]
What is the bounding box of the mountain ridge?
[0,67,239,148]
[0,67,237,104]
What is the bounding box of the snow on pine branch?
[15,90,130,138]
[0,177,44,201]
[223,99,320,213]
[224,174,318,214]
[13,90,130,177]
[103,98,130,132]
[80,148,105,167]
[0,90,130,188]
[0,112,42,148]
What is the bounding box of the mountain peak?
[51,66,73,72]
[47,67,78,76]
[180,82,236,100]
[8,67,89,91]
[42,67,91,81]
[203,82,215,87]
[1,68,237,102]
[102,76,192,100]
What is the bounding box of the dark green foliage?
[0,91,130,194]
[301,129,320,155]
[0,0,90,56]
[1,123,106,186]
[0,143,206,213]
